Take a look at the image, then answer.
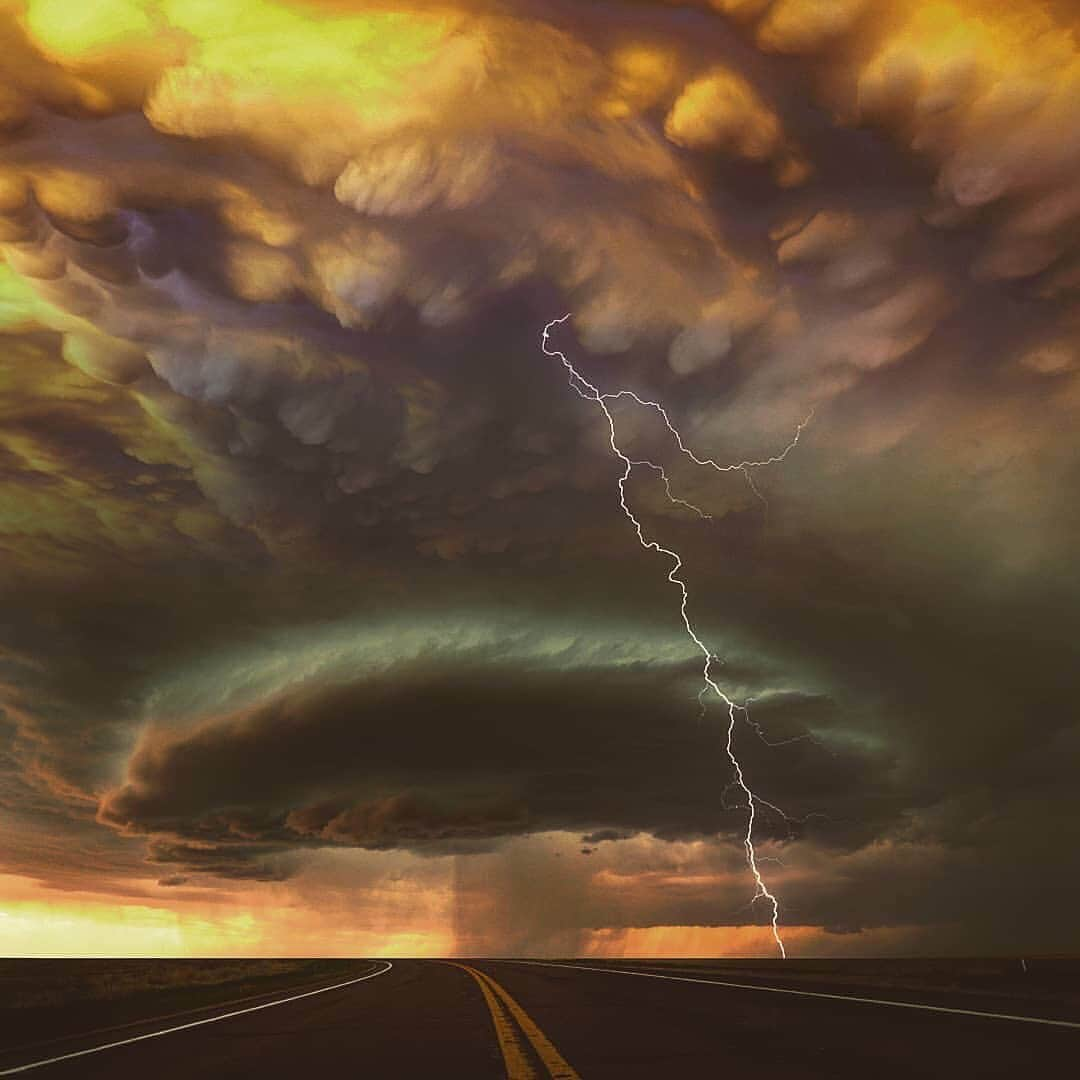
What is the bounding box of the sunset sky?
[2,0,1079,958]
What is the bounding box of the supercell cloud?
[1,0,1079,955]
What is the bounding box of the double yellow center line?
[449,964,581,1080]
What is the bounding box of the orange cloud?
[584,923,928,958]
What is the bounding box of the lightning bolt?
[541,313,809,958]
[598,385,813,492]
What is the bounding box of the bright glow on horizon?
[0,874,454,958]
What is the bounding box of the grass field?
[0,958,367,1054]
[564,956,1080,1009]
[0,958,353,1009]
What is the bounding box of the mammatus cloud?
[1,0,1079,955]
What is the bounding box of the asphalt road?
[2,958,1077,1078]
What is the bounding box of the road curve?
[0,963,393,1077]
[1,958,1076,1078]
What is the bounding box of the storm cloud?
[95,632,888,860]
[1,0,1079,955]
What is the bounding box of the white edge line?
[6,970,371,1057]
[0,961,394,1075]
[498,960,1080,1030]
